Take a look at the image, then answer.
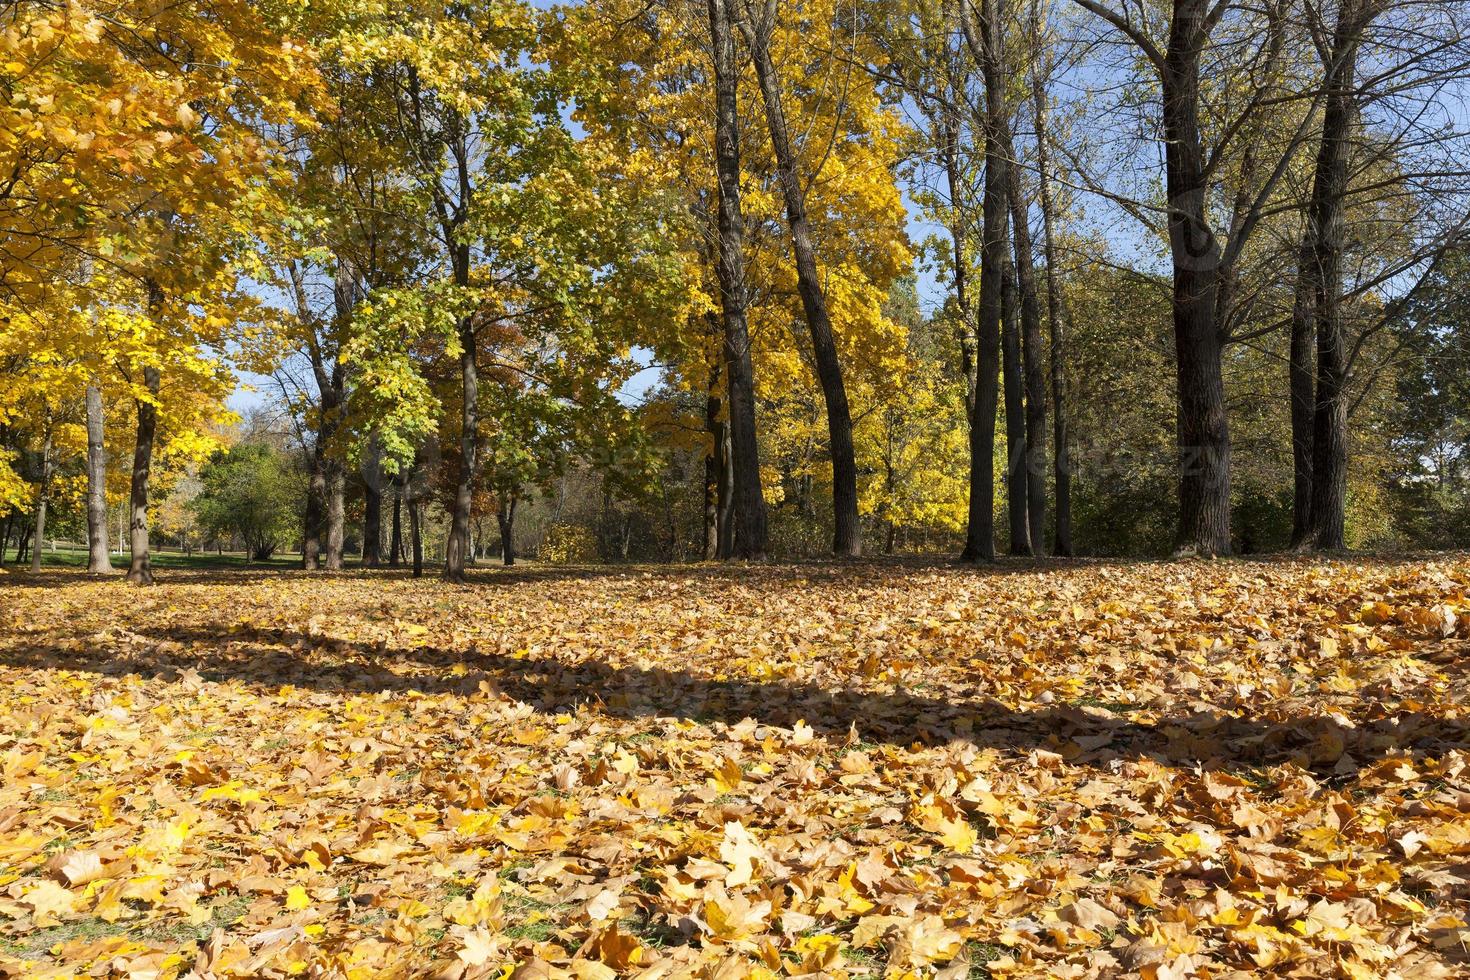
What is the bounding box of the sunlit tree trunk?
[1002,256,1031,554]
[29,420,51,573]
[739,1,860,556]
[707,0,769,559]
[1007,157,1048,552]
[127,363,160,585]
[85,384,113,573]
[961,0,1006,561]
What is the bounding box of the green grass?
[1,547,302,571]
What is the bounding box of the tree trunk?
[325,463,345,570]
[1288,275,1316,547]
[1007,154,1049,552]
[127,363,161,585]
[390,475,404,566]
[410,494,423,579]
[1002,256,1031,555]
[30,422,51,573]
[707,0,769,560]
[498,495,517,566]
[444,313,478,581]
[303,453,324,570]
[703,346,725,560]
[1028,20,1072,555]
[363,442,383,568]
[1162,0,1231,556]
[961,0,1006,562]
[740,7,860,557]
[85,384,113,573]
[1305,0,1366,551]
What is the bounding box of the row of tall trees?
[3,0,1469,577]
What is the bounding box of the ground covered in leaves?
[1,557,1468,979]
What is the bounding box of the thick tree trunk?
[30,423,51,573]
[1007,157,1049,552]
[498,495,517,566]
[1002,257,1031,555]
[127,364,161,585]
[708,0,769,560]
[961,0,1006,561]
[85,385,113,573]
[325,464,345,570]
[1162,0,1231,556]
[1029,43,1072,555]
[741,10,860,557]
[1304,2,1366,551]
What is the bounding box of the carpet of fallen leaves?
[1,557,1469,980]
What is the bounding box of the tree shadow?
[2,619,1463,782]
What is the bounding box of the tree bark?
[1162,0,1231,556]
[703,349,734,560]
[961,0,1006,562]
[363,441,383,568]
[303,458,323,570]
[1288,275,1316,546]
[29,421,51,573]
[739,4,861,557]
[85,384,113,573]
[410,492,423,579]
[1007,154,1049,552]
[126,364,160,585]
[444,314,478,581]
[390,473,404,566]
[1305,0,1367,551]
[707,0,769,560]
[1002,256,1031,554]
[325,464,345,570]
[498,494,517,566]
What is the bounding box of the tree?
[193,443,304,561]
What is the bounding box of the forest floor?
[0,557,1467,979]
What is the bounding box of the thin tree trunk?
[127,363,161,585]
[444,315,477,581]
[961,0,1006,562]
[1306,0,1367,551]
[363,440,382,567]
[498,495,517,566]
[390,475,404,566]
[1288,275,1316,546]
[704,345,724,560]
[303,453,324,570]
[85,384,113,573]
[410,494,423,579]
[708,0,768,560]
[739,5,860,557]
[1027,11,1071,554]
[1002,256,1031,555]
[1007,154,1048,552]
[30,422,51,573]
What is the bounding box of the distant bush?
[541,522,598,564]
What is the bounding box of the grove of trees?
[3,0,1470,576]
